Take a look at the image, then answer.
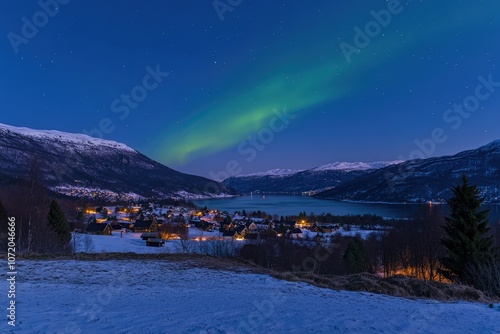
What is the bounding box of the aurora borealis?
[2,1,500,177]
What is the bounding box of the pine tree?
[440,175,494,284]
[47,200,71,247]
[343,237,371,274]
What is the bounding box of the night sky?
[1,0,500,179]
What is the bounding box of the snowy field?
[73,227,382,255]
[1,260,499,334]
[73,229,227,254]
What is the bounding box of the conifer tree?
[47,200,71,247]
[343,237,371,274]
[441,175,494,284]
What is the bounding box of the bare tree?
[409,206,446,281]
[462,251,500,297]
[8,158,53,253]
[82,234,95,253]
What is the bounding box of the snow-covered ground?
[1,260,498,334]
[301,226,385,240]
[74,226,382,255]
[73,229,226,254]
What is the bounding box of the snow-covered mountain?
[234,168,303,178]
[0,123,237,200]
[223,161,401,194]
[311,161,402,172]
[316,140,500,203]
[0,123,135,152]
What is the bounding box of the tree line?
[237,175,500,297]
[0,161,72,254]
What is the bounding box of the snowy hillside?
[316,139,500,203]
[0,123,136,152]
[312,161,403,172]
[223,161,404,194]
[3,260,498,333]
[0,123,237,199]
[232,161,401,178]
[235,168,303,178]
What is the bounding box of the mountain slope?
[222,161,401,194]
[0,123,237,200]
[315,140,500,202]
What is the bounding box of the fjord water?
[195,195,500,222]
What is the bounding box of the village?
[75,202,387,252]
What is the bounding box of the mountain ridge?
[0,123,238,200]
[223,161,401,194]
[315,139,500,203]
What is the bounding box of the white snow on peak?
[312,161,403,172]
[237,168,302,178]
[0,123,136,152]
[233,161,404,178]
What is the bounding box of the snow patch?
[173,190,238,199]
[0,123,136,152]
[51,185,143,201]
[312,160,403,172]
[235,168,302,178]
[231,161,404,179]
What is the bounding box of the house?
[86,223,113,236]
[141,232,160,240]
[110,221,123,230]
[259,229,277,239]
[222,230,236,240]
[245,222,259,239]
[119,222,133,230]
[258,221,275,230]
[133,219,158,232]
[289,228,303,239]
[246,222,258,231]
[235,225,247,238]
[146,238,165,247]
